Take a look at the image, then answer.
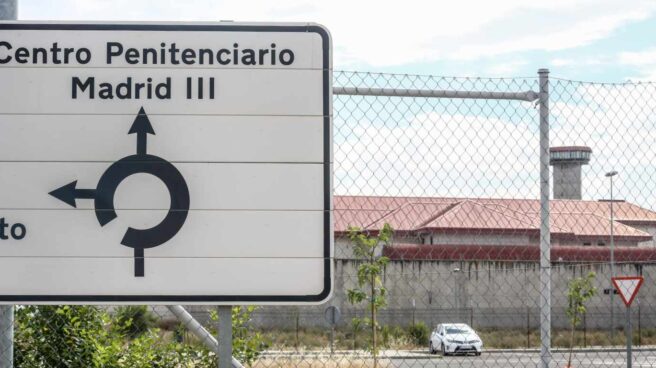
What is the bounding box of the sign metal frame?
[0,22,332,304]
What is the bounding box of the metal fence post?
[626,306,632,368]
[609,174,616,341]
[583,312,587,347]
[0,307,12,368]
[0,4,17,367]
[538,68,552,368]
[218,306,233,368]
[0,0,16,19]
[295,307,300,351]
[637,301,641,346]
[527,306,531,348]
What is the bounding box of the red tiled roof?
[549,212,650,239]
[366,202,456,230]
[335,195,656,222]
[334,195,655,240]
[419,200,535,232]
[483,198,656,222]
[334,209,389,232]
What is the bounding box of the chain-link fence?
[3,70,656,367]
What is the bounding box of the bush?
[112,305,157,339]
[15,305,217,368]
[380,325,408,348]
[96,329,216,368]
[407,322,429,346]
[15,305,107,368]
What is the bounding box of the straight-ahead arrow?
[49,180,96,208]
[129,106,155,156]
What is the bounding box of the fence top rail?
[333,86,539,102]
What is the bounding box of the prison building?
[334,145,656,260]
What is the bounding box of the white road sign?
[612,276,644,307]
[0,22,333,304]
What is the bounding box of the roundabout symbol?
[49,107,190,277]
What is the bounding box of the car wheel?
[441,343,448,356]
[429,342,435,355]
[475,352,482,356]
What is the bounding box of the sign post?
[612,276,644,368]
[218,306,232,368]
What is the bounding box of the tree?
[566,272,597,368]
[346,223,393,368]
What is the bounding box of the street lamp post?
[606,170,618,341]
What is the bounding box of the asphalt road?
[388,351,656,368]
[259,348,656,367]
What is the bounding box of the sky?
[16,0,656,82]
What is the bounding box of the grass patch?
[257,327,656,351]
[260,326,417,351]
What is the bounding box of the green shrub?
[407,322,429,346]
[96,329,216,368]
[15,305,217,368]
[380,325,392,347]
[380,325,408,348]
[350,317,366,350]
[112,305,157,339]
[15,305,108,368]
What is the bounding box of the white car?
[429,323,483,356]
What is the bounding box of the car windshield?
[446,328,469,335]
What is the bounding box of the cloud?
[21,0,656,68]
[550,57,604,67]
[618,49,656,80]
[619,49,656,66]
[486,60,529,76]
[445,4,653,61]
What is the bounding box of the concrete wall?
[249,259,656,331]
[425,233,532,246]
[180,234,654,330]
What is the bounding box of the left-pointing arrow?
[49,180,96,208]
